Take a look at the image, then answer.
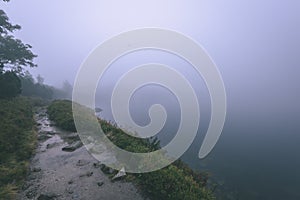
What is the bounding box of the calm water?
[96,85,300,200]
[94,50,300,199]
[181,114,300,200]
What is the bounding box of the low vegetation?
[0,97,37,200]
[47,100,76,132]
[47,100,215,200]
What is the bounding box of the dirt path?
[18,108,144,200]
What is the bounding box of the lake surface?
[96,85,300,200]
[93,49,300,200]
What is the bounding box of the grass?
[47,99,76,132]
[0,97,37,200]
[47,100,216,200]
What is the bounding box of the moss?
[47,100,215,200]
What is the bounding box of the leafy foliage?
[0,9,36,73]
[0,71,21,98]
[0,97,36,199]
[20,73,54,99]
[47,100,215,200]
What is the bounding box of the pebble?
[97,182,104,187]
[32,167,42,172]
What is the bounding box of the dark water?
[96,88,300,200]
[94,50,300,199]
[181,113,300,200]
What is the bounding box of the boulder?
[62,141,83,152]
[37,193,57,200]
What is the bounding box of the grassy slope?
[0,97,37,199]
[47,100,215,200]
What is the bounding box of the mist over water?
[95,49,300,199]
[97,84,300,200]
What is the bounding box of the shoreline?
[46,100,215,200]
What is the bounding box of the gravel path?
[18,108,144,200]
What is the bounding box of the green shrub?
[47,100,215,200]
[0,97,36,199]
[0,71,21,99]
[47,99,76,132]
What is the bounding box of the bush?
[47,99,76,132]
[47,100,215,200]
[0,71,21,99]
[20,74,53,99]
[0,97,36,199]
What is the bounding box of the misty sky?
[1,0,300,118]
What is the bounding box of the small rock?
[97,181,104,187]
[26,188,37,198]
[87,171,93,177]
[68,180,74,184]
[112,168,126,181]
[39,130,55,135]
[93,162,101,168]
[46,143,58,149]
[76,159,90,166]
[37,193,57,200]
[62,141,83,152]
[100,164,115,174]
[66,187,74,194]
[79,171,93,177]
[22,182,32,190]
[32,167,41,172]
[72,194,79,199]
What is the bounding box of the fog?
[2,0,299,112]
[1,0,300,199]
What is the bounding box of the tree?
[0,9,36,74]
[36,74,44,84]
[0,2,36,98]
[20,73,54,99]
[62,80,73,98]
[0,71,21,98]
